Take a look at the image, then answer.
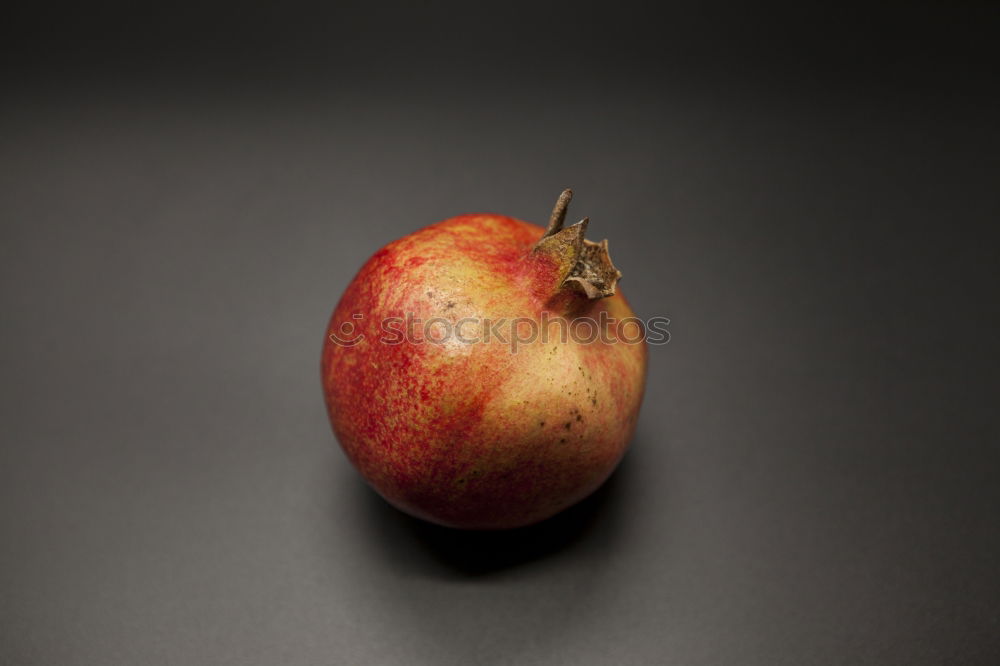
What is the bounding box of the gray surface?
[3,4,1000,665]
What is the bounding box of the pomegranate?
[321,191,647,529]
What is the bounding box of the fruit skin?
[321,212,647,529]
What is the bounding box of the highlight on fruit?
[321,190,649,529]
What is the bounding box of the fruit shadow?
[355,444,638,578]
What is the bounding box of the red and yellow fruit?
[321,191,646,529]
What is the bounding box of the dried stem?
[542,189,573,238]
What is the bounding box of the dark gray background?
[3,2,999,664]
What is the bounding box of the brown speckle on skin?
[564,422,571,430]
[576,414,582,422]
[560,438,566,443]
[539,421,545,427]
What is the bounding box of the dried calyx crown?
[532,189,622,299]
